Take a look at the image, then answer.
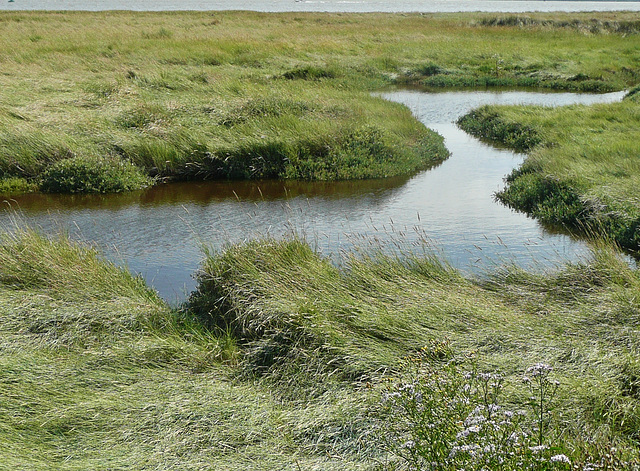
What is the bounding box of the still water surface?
[2,0,640,11]
[1,90,625,303]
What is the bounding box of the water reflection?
[10,175,413,212]
[1,89,627,303]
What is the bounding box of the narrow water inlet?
[0,89,626,303]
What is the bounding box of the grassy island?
[1,10,640,470]
[1,11,639,195]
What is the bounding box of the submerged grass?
[0,11,638,193]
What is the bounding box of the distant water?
[2,0,640,12]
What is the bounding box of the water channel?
[0,89,626,303]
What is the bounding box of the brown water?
[1,89,626,303]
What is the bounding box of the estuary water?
[0,90,626,303]
[2,0,640,11]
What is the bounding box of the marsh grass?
[2,225,640,468]
[457,98,640,251]
[40,155,152,193]
[0,226,383,470]
[476,15,640,35]
[2,9,640,469]
[187,236,640,465]
[0,11,638,193]
[0,176,37,194]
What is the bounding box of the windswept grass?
[0,228,375,469]
[0,11,638,193]
[458,95,640,251]
[2,228,640,468]
[2,8,640,469]
[188,237,640,466]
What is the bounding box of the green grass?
[0,229,374,470]
[0,176,37,195]
[2,10,640,469]
[457,94,640,251]
[3,229,640,469]
[188,236,640,467]
[39,155,152,193]
[0,11,638,193]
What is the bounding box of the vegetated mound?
[186,237,467,391]
[186,237,640,452]
[0,89,448,194]
[457,99,640,252]
[109,89,449,183]
[456,106,541,152]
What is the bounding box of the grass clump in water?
[457,107,541,152]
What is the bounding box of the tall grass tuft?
[39,156,152,193]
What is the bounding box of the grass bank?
[458,91,640,252]
[3,228,639,469]
[1,11,639,194]
[0,229,372,469]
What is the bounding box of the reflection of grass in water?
[2,172,414,213]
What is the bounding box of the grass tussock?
[457,107,541,152]
[187,237,640,463]
[40,156,152,193]
[0,11,638,193]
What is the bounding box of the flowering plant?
[379,348,572,470]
